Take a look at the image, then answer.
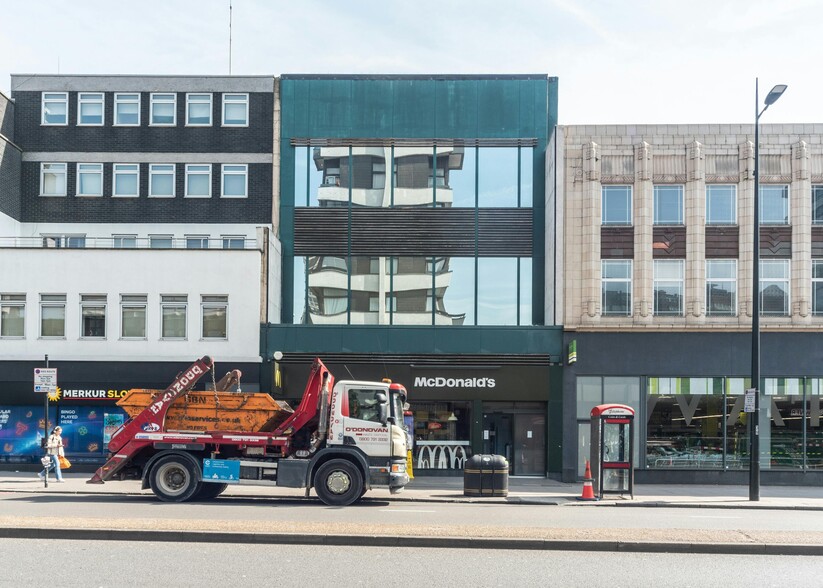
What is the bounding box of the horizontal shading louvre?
[294,208,532,256]
[279,353,551,366]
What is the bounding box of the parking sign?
[34,368,58,394]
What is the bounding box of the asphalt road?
[2,538,820,587]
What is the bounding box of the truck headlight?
[391,462,406,473]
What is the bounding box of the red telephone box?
[590,404,634,499]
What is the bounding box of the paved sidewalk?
[2,471,823,554]
[1,470,822,510]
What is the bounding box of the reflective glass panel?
[520,148,533,207]
[477,257,517,325]
[653,185,684,224]
[312,146,347,207]
[449,146,476,208]
[479,147,518,207]
[441,257,474,326]
[760,185,789,224]
[293,256,306,324]
[706,185,736,225]
[434,145,463,208]
[602,186,632,225]
[706,259,737,316]
[814,185,823,225]
[764,378,803,470]
[654,260,684,316]
[519,258,533,325]
[390,257,434,325]
[760,259,789,316]
[807,380,823,469]
[294,147,309,206]
[576,377,602,420]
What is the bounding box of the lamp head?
[764,84,787,106]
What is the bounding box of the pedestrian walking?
[38,426,65,482]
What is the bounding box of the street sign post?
[33,368,58,394]
[744,388,756,414]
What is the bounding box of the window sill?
[39,194,67,198]
[112,195,140,198]
[184,194,212,199]
[148,194,176,198]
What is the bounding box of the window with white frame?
[813,186,823,225]
[149,164,175,198]
[602,186,632,225]
[185,164,211,197]
[161,295,187,339]
[760,259,790,316]
[42,234,85,248]
[201,295,228,339]
[186,235,209,249]
[113,234,137,248]
[80,294,106,338]
[653,185,684,225]
[186,93,212,125]
[41,92,68,125]
[221,164,247,198]
[654,259,684,315]
[150,93,176,126]
[222,93,248,126]
[149,235,173,249]
[601,259,632,316]
[113,164,139,197]
[706,185,737,225]
[114,93,140,125]
[221,235,245,249]
[120,294,147,339]
[76,163,103,196]
[760,185,789,225]
[40,294,66,338]
[0,294,25,338]
[77,92,104,125]
[813,260,823,315]
[706,259,737,316]
[40,163,67,196]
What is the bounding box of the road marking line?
[380,509,437,513]
[689,515,743,519]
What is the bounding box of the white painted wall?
[0,247,263,363]
[0,211,18,236]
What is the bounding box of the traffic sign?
[744,388,756,413]
[34,368,58,394]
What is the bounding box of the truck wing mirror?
[375,391,387,405]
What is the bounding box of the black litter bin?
[463,454,509,497]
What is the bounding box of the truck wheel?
[193,483,228,501]
[314,459,363,506]
[150,455,200,502]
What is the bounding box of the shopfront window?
[647,377,725,469]
[411,401,471,471]
[807,379,823,469]
[765,378,803,470]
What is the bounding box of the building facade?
[264,75,564,476]
[559,124,823,484]
[0,75,278,464]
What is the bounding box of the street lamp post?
[751,79,787,501]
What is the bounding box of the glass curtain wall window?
[149,164,175,197]
[602,186,632,225]
[760,185,789,225]
[186,93,212,125]
[114,93,140,126]
[150,93,176,126]
[222,93,248,126]
[76,163,103,197]
[42,92,68,125]
[80,295,106,338]
[120,295,147,339]
[706,185,737,225]
[113,164,139,197]
[222,164,248,198]
[40,163,67,196]
[185,165,211,197]
[760,259,790,315]
[0,294,25,338]
[201,295,228,339]
[706,260,737,316]
[77,92,104,125]
[654,259,684,315]
[161,295,187,339]
[601,260,632,316]
[40,294,66,338]
[653,185,684,225]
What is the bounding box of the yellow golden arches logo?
[47,387,62,402]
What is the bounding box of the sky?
[1,0,821,125]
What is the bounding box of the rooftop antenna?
[228,0,233,75]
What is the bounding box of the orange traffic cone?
[576,459,598,501]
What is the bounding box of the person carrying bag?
[37,426,65,482]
